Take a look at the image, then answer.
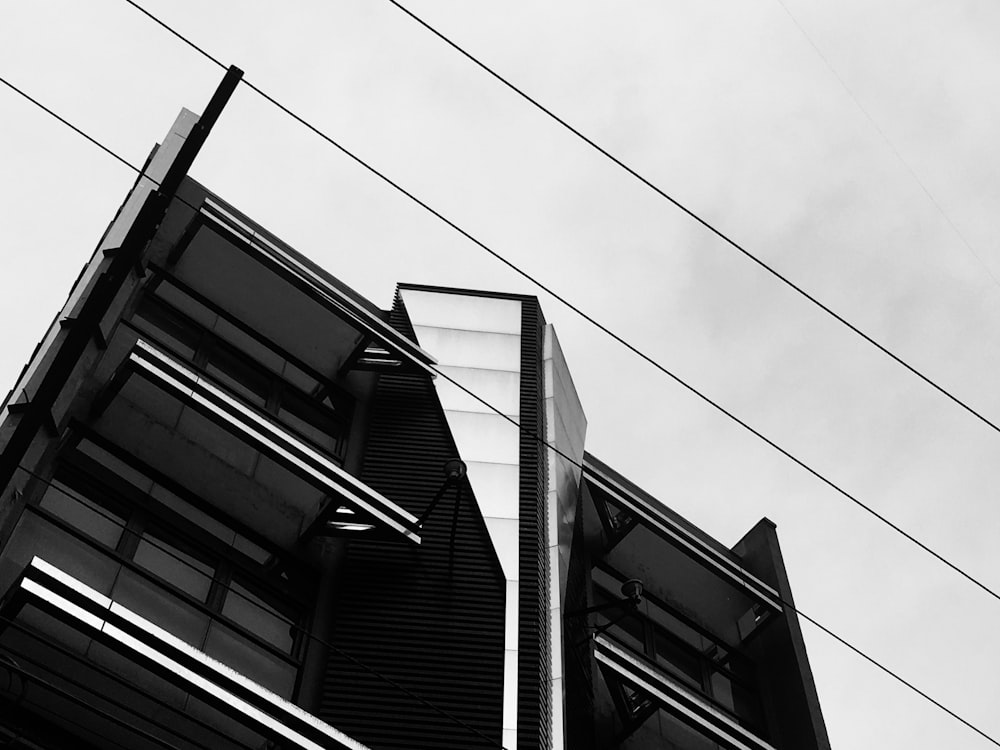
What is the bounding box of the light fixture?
[443,459,467,481]
[323,521,376,533]
[416,459,468,528]
[620,579,643,606]
[566,578,646,620]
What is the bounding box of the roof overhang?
[583,458,782,612]
[169,197,437,376]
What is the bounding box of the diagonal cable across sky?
[3,44,1000,749]
[116,0,1000,609]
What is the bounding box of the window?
[592,573,765,734]
[131,285,352,460]
[20,447,308,699]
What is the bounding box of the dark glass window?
[203,621,297,696]
[131,288,351,459]
[654,628,703,688]
[131,296,202,360]
[31,457,305,664]
[222,579,295,654]
[203,342,272,408]
[133,531,214,603]
[277,388,343,454]
[592,571,764,734]
[38,480,124,549]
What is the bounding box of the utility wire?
[438,359,998,745]
[0,76,504,750]
[382,0,1000,437]
[108,5,1000,609]
[16,434,1000,749]
[14,463,504,749]
[3,56,999,748]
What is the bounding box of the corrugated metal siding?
[564,500,596,750]
[319,297,505,750]
[516,300,551,750]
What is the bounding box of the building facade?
[0,101,830,749]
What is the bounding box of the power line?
[2,60,998,748]
[0,77,504,750]
[380,1,1000,436]
[16,444,1000,750]
[106,4,1000,610]
[13,468,504,749]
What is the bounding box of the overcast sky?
[2,1,1000,748]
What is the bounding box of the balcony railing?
[96,339,421,545]
[2,556,370,750]
[594,633,775,750]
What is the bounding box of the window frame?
[128,271,354,461]
[590,568,765,734]
[27,439,310,673]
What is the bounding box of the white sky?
[2,1,999,748]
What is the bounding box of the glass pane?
[221,581,295,653]
[0,513,120,596]
[710,670,735,712]
[75,439,155,494]
[277,389,342,453]
[281,360,318,394]
[204,344,271,408]
[654,629,703,688]
[133,533,214,602]
[132,297,201,360]
[597,614,646,656]
[731,679,765,729]
[149,483,236,546]
[644,600,703,651]
[111,567,210,648]
[211,317,284,373]
[155,281,217,331]
[232,534,272,565]
[203,621,296,698]
[38,481,123,549]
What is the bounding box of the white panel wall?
[399,289,523,749]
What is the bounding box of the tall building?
[0,88,830,749]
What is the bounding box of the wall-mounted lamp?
[567,578,647,645]
[416,459,468,528]
[619,579,643,607]
[566,578,645,620]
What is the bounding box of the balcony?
[91,339,420,548]
[594,633,775,750]
[0,556,369,750]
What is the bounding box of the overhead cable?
[384,0,1000,437]
[0,76,504,750]
[3,54,998,749]
[111,3,1000,610]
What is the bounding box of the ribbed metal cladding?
[516,300,551,750]
[563,503,596,750]
[318,297,505,750]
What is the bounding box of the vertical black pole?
[0,66,243,491]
